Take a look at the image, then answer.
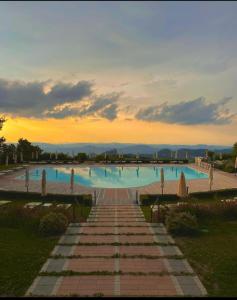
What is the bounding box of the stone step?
[27,275,207,296]
[40,258,193,274]
[51,245,183,258]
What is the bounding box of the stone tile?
[79,235,115,244]
[166,259,194,273]
[65,227,81,235]
[40,258,67,272]
[26,276,59,296]
[81,226,115,234]
[175,275,207,296]
[118,227,152,234]
[119,245,161,256]
[120,258,167,273]
[119,235,155,243]
[73,245,116,257]
[51,245,74,256]
[159,245,183,256]
[120,275,178,296]
[56,276,115,296]
[66,258,115,272]
[153,234,175,244]
[150,225,168,235]
[59,235,81,244]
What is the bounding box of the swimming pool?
[16,165,208,188]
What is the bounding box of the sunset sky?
[0,1,237,145]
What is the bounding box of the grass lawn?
[0,227,58,296]
[176,219,237,297]
[0,163,23,171]
[0,199,91,296]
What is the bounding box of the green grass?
[0,163,23,171]
[0,199,91,296]
[176,219,237,297]
[0,227,58,296]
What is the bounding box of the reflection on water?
[16,166,208,188]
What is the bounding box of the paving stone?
[73,245,116,257]
[120,275,178,296]
[80,226,115,234]
[159,245,183,256]
[118,227,152,234]
[120,258,167,273]
[119,245,161,256]
[119,235,155,243]
[175,275,207,296]
[65,227,82,235]
[51,245,75,256]
[59,235,81,244]
[40,258,67,272]
[153,234,175,244]
[65,258,115,272]
[26,276,59,296]
[56,276,115,296]
[165,259,194,273]
[150,225,168,234]
[79,235,115,244]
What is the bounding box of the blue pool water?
[16,166,208,188]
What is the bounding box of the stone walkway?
[26,204,207,297]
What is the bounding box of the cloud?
[45,93,120,120]
[0,78,93,117]
[144,78,177,88]
[135,97,235,125]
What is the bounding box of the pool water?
[16,166,208,188]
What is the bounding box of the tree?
[75,152,88,162]
[233,142,237,157]
[16,138,43,161]
[0,117,6,160]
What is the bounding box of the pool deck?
[0,163,236,205]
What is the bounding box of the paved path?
[26,204,207,297]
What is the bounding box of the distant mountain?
[30,142,232,156]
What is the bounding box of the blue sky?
[0,1,236,144]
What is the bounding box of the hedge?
[190,188,237,200]
[140,194,179,206]
[0,190,92,206]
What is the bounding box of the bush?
[39,212,68,236]
[223,160,235,173]
[165,211,199,236]
[218,202,237,220]
[140,194,179,206]
[173,202,237,221]
[0,204,41,230]
[153,205,171,223]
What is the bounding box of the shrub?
[219,202,237,220]
[173,202,237,221]
[174,203,214,220]
[156,205,171,223]
[165,211,199,236]
[223,160,235,173]
[140,194,179,206]
[0,204,41,230]
[39,212,68,236]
